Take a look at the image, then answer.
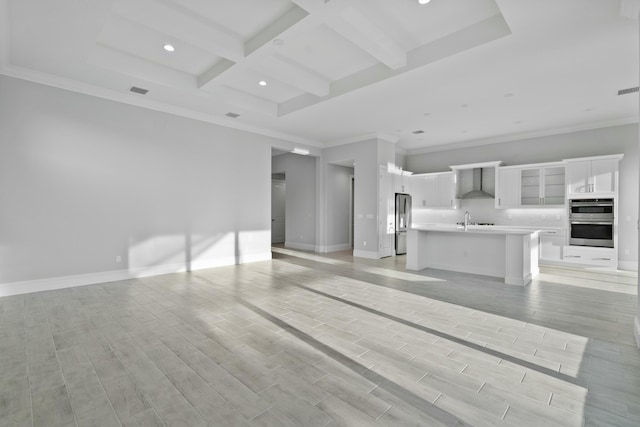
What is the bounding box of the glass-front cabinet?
[519,164,565,207]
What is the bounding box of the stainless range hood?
[460,168,494,199]
[450,161,502,200]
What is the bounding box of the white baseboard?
[0,252,272,297]
[315,244,352,253]
[284,241,315,252]
[618,260,638,271]
[505,273,532,286]
[353,250,379,259]
[635,316,640,349]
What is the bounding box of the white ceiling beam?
[620,0,640,19]
[89,44,196,90]
[291,0,407,69]
[245,5,309,55]
[197,59,236,89]
[198,6,322,92]
[112,0,245,62]
[0,0,10,66]
[260,55,329,97]
[330,6,407,70]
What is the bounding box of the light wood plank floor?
[1,247,638,426]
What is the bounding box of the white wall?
[407,124,639,267]
[325,164,353,250]
[271,153,316,251]
[0,76,276,294]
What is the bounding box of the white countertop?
[410,224,562,235]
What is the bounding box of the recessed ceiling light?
[461,104,469,108]
[258,80,268,86]
[418,0,431,4]
[423,112,431,116]
[584,108,594,112]
[461,130,468,134]
[504,93,515,98]
[163,44,175,52]
[514,120,523,124]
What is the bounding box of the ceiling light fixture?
[258,80,267,86]
[292,148,309,155]
[163,44,175,52]
[418,0,431,4]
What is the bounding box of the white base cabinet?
[539,230,566,262]
[563,246,617,267]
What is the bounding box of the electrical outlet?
[363,241,367,247]
[556,215,561,220]
[625,249,630,255]
[541,215,546,220]
[115,255,122,263]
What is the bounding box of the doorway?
[271,173,286,244]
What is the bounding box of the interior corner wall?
[407,124,639,267]
[271,153,316,251]
[0,75,275,295]
[325,164,353,250]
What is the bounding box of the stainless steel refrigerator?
[395,193,411,255]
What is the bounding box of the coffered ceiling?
[1,0,638,152]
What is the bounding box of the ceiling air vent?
[225,112,240,118]
[617,86,639,96]
[412,130,425,134]
[129,86,148,95]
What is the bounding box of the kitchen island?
[406,225,540,286]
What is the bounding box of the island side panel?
[406,229,428,270]
[504,232,539,286]
[407,229,506,278]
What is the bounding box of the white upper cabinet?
[496,163,565,209]
[496,168,519,209]
[394,170,412,194]
[437,172,456,208]
[519,165,565,207]
[412,172,456,209]
[565,155,622,197]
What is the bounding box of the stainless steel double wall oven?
[568,198,614,248]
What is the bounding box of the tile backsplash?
[412,198,567,228]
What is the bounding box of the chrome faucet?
[464,211,471,231]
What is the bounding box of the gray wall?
[407,124,639,266]
[326,164,353,249]
[323,139,379,256]
[0,76,274,285]
[271,153,317,250]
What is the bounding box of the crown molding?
[404,118,639,155]
[0,65,325,148]
[323,131,401,149]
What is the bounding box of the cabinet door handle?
[593,257,611,261]
[499,198,501,206]
[565,255,581,258]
